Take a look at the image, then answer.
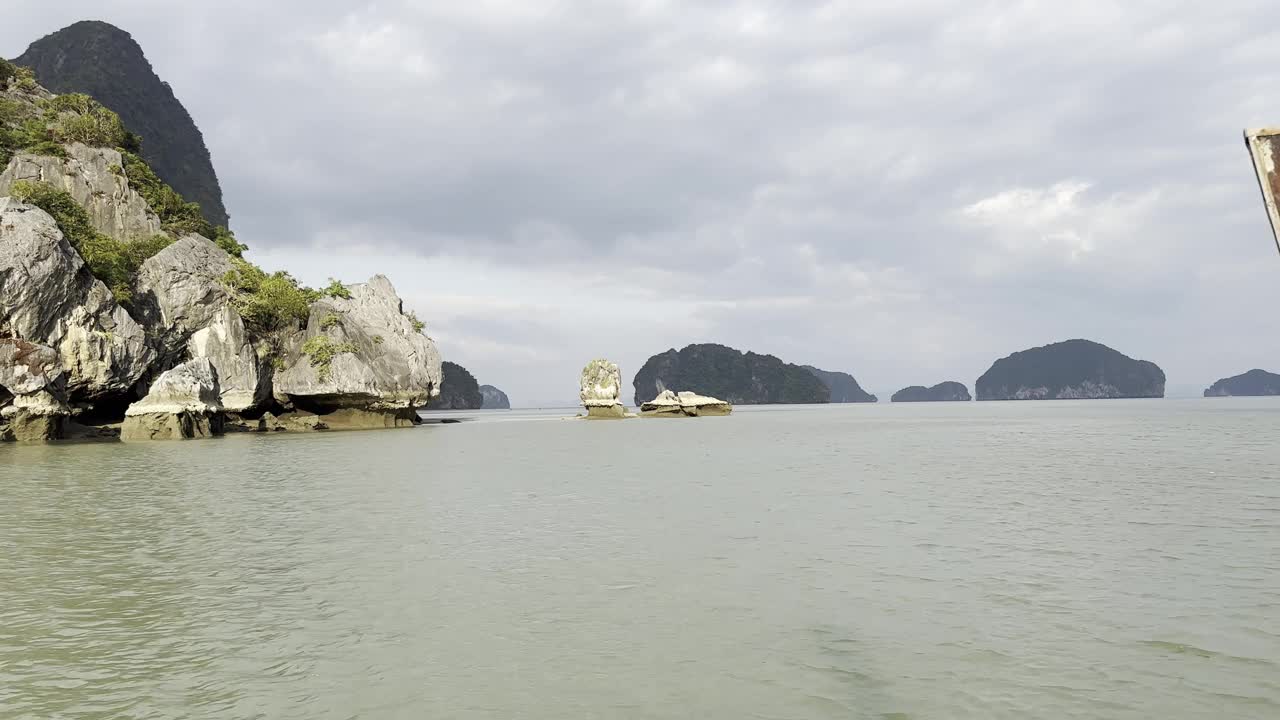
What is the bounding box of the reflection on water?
[2,399,1278,718]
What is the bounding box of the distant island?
[891,382,971,402]
[633,343,829,405]
[801,366,877,403]
[428,361,483,410]
[975,339,1165,400]
[1204,369,1280,397]
[480,384,511,409]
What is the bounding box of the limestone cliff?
[427,361,484,410]
[801,365,877,403]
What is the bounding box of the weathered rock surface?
[0,197,153,402]
[634,344,829,406]
[891,381,971,402]
[0,338,71,442]
[802,366,877,403]
[427,361,483,410]
[1204,369,1280,397]
[121,358,223,440]
[0,338,63,395]
[273,275,442,415]
[640,389,733,417]
[480,384,511,410]
[132,234,265,411]
[0,144,162,241]
[581,358,628,418]
[975,339,1165,401]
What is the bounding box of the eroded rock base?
[121,411,224,441]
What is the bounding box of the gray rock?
[640,389,733,417]
[0,144,162,241]
[580,358,628,418]
[273,275,442,414]
[121,358,223,440]
[479,384,511,410]
[0,338,70,442]
[0,338,63,395]
[132,234,266,411]
[0,198,153,403]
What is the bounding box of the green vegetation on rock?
[10,179,171,302]
[320,313,342,331]
[302,335,358,382]
[321,278,351,299]
[221,259,318,333]
[120,150,243,256]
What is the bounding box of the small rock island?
[580,359,629,418]
[479,384,511,409]
[891,382,971,402]
[640,390,732,417]
[975,339,1165,400]
[1204,369,1280,397]
[633,343,828,405]
[801,366,877,403]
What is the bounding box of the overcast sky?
[6,1,1280,405]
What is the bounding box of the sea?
[1,399,1277,719]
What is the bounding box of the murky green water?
[1,400,1278,718]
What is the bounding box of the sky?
[5,1,1280,406]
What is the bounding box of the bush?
[222,259,318,333]
[0,59,16,87]
[41,94,129,148]
[407,311,425,333]
[10,180,172,303]
[301,335,358,382]
[320,313,341,330]
[321,278,351,299]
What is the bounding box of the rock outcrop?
[975,339,1165,400]
[0,197,154,404]
[272,276,442,418]
[427,361,483,409]
[634,343,829,406]
[1204,369,1280,397]
[581,358,628,418]
[131,234,265,411]
[15,20,230,227]
[0,144,162,241]
[0,338,70,441]
[121,358,223,440]
[640,390,732,417]
[891,382,971,402]
[480,384,511,410]
[802,366,877,403]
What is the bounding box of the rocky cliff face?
[14,21,229,227]
[479,384,510,410]
[0,68,442,440]
[1204,369,1280,397]
[891,381,971,402]
[975,339,1165,400]
[427,361,483,410]
[633,343,829,406]
[801,365,877,403]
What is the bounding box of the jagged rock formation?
[428,361,483,410]
[273,276,442,418]
[801,365,877,403]
[581,358,628,418]
[0,144,162,240]
[891,382,971,402]
[1204,369,1280,397]
[975,339,1165,400]
[14,21,229,226]
[0,338,69,441]
[0,198,154,403]
[633,343,829,406]
[131,234,265,411]
[121,358,223,440]
[640,390,732,417]
[480,384,510,410]
[1,64,443,440]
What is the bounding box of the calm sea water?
[1,400,1278,719]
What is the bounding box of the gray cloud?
[5,1,1280,405]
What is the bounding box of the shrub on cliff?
[221,259,318,333]
[119,150,243,257]
[10,180,172,303]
